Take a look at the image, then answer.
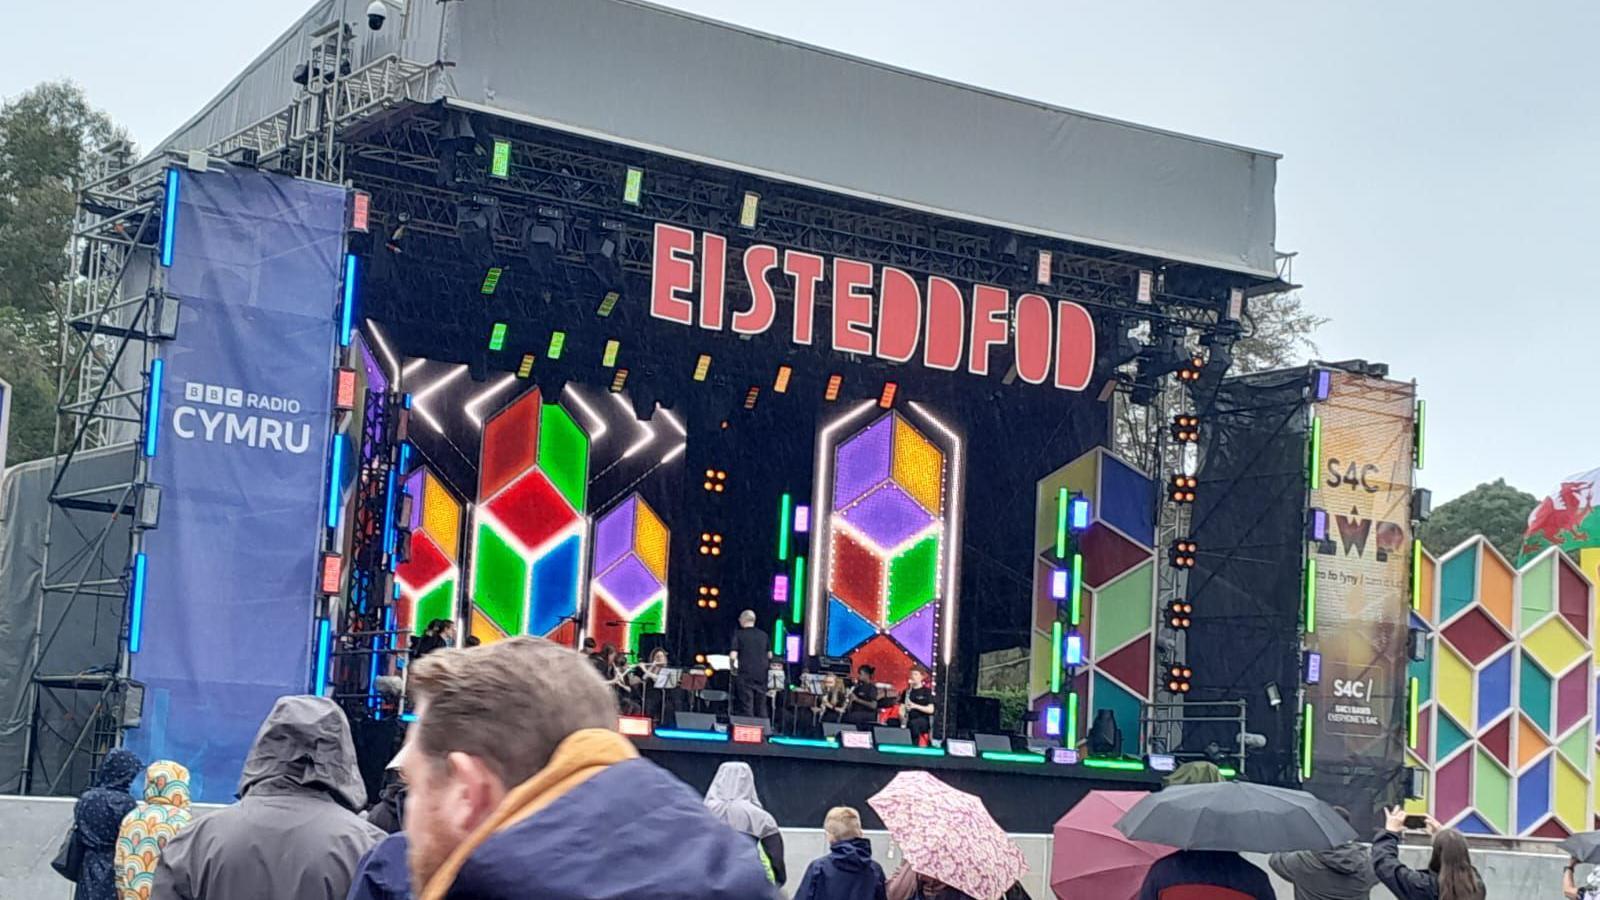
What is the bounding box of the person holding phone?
[1564,856,1600,900]
[1371,806,1486,900]
[1267,806,1376,900]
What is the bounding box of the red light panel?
[350,191,371,233]
[878,382,897,409]
[618,715,653,737]
[320,553,342,594]
[334,368,357,410]
[825,374,843,401]
[731,724,765,744]
[840,730,874,750]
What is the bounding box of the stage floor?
[634,736,1162,832]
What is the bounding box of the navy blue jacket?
[346,832,409,900]
[795,838,887,900]
[444,757,777,899]
[1137,850,1276,900]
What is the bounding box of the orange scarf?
[418,728,639,900]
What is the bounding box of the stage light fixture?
[490,139,511,178]
[946,739,977,758]
[623,167,643,205]
[1064,632,1084,666]
[1169,539,1198,569]
[334,368,357,411]
[1312,368,1332,401]
[618,715,652,737]
[731,724,764,745]
[487,322,508,351]
[785,634,802,663]
[698,533,724,556]
[1304,651,1322,685]
[840,731,875,750]
[793,505,810,532]
[320,553,343,595]
[1266,682,1282,708]
[603,339,620,367]
[547,331,566,359]
[825,374,843,401]
[1035,249,1053,285]
[772,574,789,603]
[1308,507,1329,542]
[1411,488,1432,522]
[740,191,760,229]
[350,191,371,233]
[1137,270,1154,303]
[1069,495,1091,532]
[517,353,535,378]
[1171,414,1200,443]
[597,291,620,317]
[1177,355,1204,383]
[703,469,728,493]
[1226,287,1245,321]
[774,365,792,393]
[1168,475,1197,504]
[127,553,148,652]
[878,382,898,408]
[693,354,712,382]
[1166,600,1194,630]
[1166,665,1192,694]
[744,386,760,410]
[610,369,629,392]
[1050,568,1068,600]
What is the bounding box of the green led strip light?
[1408,677,1420,750]
[1301,703,1315,781]
[1050,621,1063,693]
[1055,487,1069,559]
[488,322,507,351]
[1307,416,1323,487]
[1083,758,1145,772]
[770,736,836,749]
[1304,558,1317,633]
[1070,554,1084,625]
[982,751,1047,765]
[623,167,643,205]
[1411,539,1423,610]
[777,493,792,561]
[1414,400,1426,469]
[481,267,503,295]
[490,139,511,178]
[791,556,805,625]
[1066,691,1079,749]
[547,331,566,359]
[773,619,786,657]
[878,744,946,757]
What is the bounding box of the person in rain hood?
[115,760,194,899]
[1134,762,1276,900]
[398,637,774,900]
[1268,806,1378,900]
[149,695,384,899]
[73,748,144,900]
[704,760,787,886]
[794,806,886,900]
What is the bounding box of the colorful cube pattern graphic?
[395,466,462,640]
[822,412,950,689]
[587,493,670,656]
[471,388,590,646]
[1027,448,1156,755]
[1409,539,1594,836]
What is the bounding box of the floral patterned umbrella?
[868,770,1028,900]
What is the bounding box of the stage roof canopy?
[157,0,1281,278]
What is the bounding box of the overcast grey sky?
[5,0,1596,504]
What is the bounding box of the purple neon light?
[1310,508,1329,542]
[405,470,425,530]
[359,339,388,395]
[794,505,811,533]
[1305,652,1322,684]
[773,573,790,603]
[785,634,802,663]
[593,496,637,574]
[595,553,662,614]
[840,483,936,550]
[1314,369,1332,401]
[890,605,935,668]
[833,415,894,510]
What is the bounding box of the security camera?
[366,0,387,30]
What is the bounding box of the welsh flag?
[1520,466,1600,562]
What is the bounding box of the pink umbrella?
[1051,790,1174,900]
[868,771,1027,900]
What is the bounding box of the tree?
[1419,478,1539,560]
[0,81,125,465]
[1233,291,1328,375]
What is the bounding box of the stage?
[632,736,1161,832]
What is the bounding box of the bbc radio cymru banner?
[123,167,345,801]
[1305,371,1416,813]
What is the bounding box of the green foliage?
[1419,478,1539,560]
[1234,291,1328,375]
[978,686,1030,733]
[0,81,124,465]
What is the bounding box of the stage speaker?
[730,715,771,737]
[817,655,853,675]
[974,733,1014,754]
[956,694,1002,734]
[637,632,668,660]
[673,712,719,732]
[1089,709,1121,755]
[873,727,912,746]
[822,722,858,739]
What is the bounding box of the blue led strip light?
[143,359,165,458]
[381,467,398,556]
[128,553,148,653]
[340,254,358,347]
[654,728,728,742]
[326,434,347,528]
[160,168,179,267]
[313,618,331,692]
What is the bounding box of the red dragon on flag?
[1520,467,1600,562]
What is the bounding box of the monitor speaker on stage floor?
[822,722,857,739]
[730,715,771,736]
[974,733,1014,754]
[873,727,912,746]
[674,711,718,732]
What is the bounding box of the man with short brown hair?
[397,637,774,899]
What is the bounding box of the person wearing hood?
[73,748,144,900]
[704,761,787,886]
[400,637,775,899]
[115,760,194,899]
[795,807,886,900]
[1268,807,1377,900]
[149,695,385,899]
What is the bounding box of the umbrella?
[1561,832,1600,863]
[1051,791,1173,900]
[1115,782,1357,853]
[868,771,1027,900]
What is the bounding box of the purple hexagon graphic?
[840,483,936,550]
[833,415,893,510]
[595,553,662,615]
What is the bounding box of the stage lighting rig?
[586,218,625,292]
[1165,665,1193,694]
[1168,475,1197,504]
[1166,600,1194,630]
[1169,539,1198,569]
[1171,414,1200,443]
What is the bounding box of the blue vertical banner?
[124,166,346,801]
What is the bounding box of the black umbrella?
[1115,782,1358,853]
[1561,832,1600,863]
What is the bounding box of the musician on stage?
[901,668,935,745]
[844,664,883,727]
[633,647,678,724]
[817,673,850,725]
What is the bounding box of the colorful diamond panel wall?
[1026,448,1156,754]
[822,412,951,689]
[1413,539,1594,836]
[395,467,462,641]
[472,388,590,647]
[588,493,669,657]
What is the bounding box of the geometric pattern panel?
[1560,557,1591,639]
[1474,749,1511,834]
[1479,550,1515,631]
[1477,652,1513,729]
[1525,617,1588,674]
[476,389,592,646]
[1442,608,1509,667]
[588,493,668,648]
[1436,712,1471,761]
[1092,563,1154,662]
[396,466,465,638]
[1518,714,1551,770]
[1521,554,1555,630]
[1435,644,1474,729]
[1516,754,1551,834]
[822,410,953,687]
[1520,655,1553,735]
[1439,551,1478,623]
